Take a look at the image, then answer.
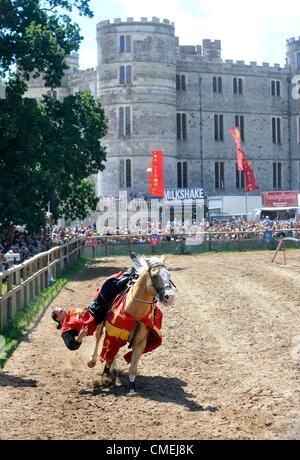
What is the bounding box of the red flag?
[242,158,259,192]
[148,151,164,197]
[230,127,244,171]
[230,126,259,192]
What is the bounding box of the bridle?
[130,261,176,305]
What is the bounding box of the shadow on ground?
[0,371,37,387]
[79,372,219,413]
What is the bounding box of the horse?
[88,253,175,394]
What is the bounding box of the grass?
[0,258,87,368]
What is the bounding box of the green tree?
[0,1,108,232]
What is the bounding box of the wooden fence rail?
[0,239,83,331]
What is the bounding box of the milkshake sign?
[164,188,205,201]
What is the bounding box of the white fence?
[0,239,84,331]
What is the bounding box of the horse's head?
[130,253,175,306]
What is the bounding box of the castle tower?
[286,37,300,71]
[96,17,177,197]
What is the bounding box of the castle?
[26,17,300,217]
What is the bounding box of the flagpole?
[245,190,248,222]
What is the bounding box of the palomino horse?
[88,253,175,394]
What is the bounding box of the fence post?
[237,232,241,251]
[208,233,212,251]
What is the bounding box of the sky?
[71,0,300,69]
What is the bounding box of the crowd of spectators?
[1,217,300,272]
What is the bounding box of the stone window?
[214,114,224,141]
[118,106,131,137]
[233,77,243,95]
[213,76,222,93]
[119,159,132,188]
[176,74,186,91]
[236,164,245,189]
[177,113,187,140]
[215,162,225,190]
[235,115,245,142]
[177,162,188,188]
[119,35,132,53]
[119,159,125,188]
[271,80,281,97]
[272,117,281,144]
[297,52,300,69]
[119,65,132,84]
[297,117,300,144]
[273,162,282,189]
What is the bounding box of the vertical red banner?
[148,151,164,197]
[230,127,245,172]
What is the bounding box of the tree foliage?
[0,1,108,232]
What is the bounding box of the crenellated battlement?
[286,37,300,45]
[97,17,175,28]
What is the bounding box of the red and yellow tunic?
[99,294,163,364]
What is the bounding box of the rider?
[51,265,138,351]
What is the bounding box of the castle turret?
[286,37,300,71]
[96,17,177,196]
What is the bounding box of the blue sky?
[71,0,300,69]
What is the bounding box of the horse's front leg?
[128,328,148,395]
[87,323,103,368]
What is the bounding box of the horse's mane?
[130,254,163,276]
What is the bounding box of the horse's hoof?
[87,358,97,368]
[127,390,137,396]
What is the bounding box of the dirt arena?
[1,251,300,440]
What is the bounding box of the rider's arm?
[61,329,82,350]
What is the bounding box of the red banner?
[262,191,299,208]
[230,126,259,192]
[148,151,164,197]
[242,158,259,192]
[230,127,244,171]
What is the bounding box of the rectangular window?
[119,66,125,84]
[238,78,243,95]
[120,35,131,53]
[298,117,300,144]
[181,75,186,91]
[276,81,281,97]
[297,52,300,69]
[177,162,188,188]
[235,115,245,142]
[177,113,187,140]
[271,80,276,96]
[176,74,186,92]
[126,65,132,84]
[177,113,181,140]
[119,65,132,84]
[120,35,125,53]
[214,114,224,141]
[177,162,182,188]
[126,35,132,53]
[272,117,281,144]
[213,76,222,93]
[273,162,282,189]
[126,159,131,187]
[233,77,243,95]
[215,162,225,190]
[118,106,131,137]
[271,80,281,96]
[183,162,188,188]
[236,164,245,189]
[119,159,132,188]
[119,159,125,188]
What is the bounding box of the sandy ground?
[1,251,300,440]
